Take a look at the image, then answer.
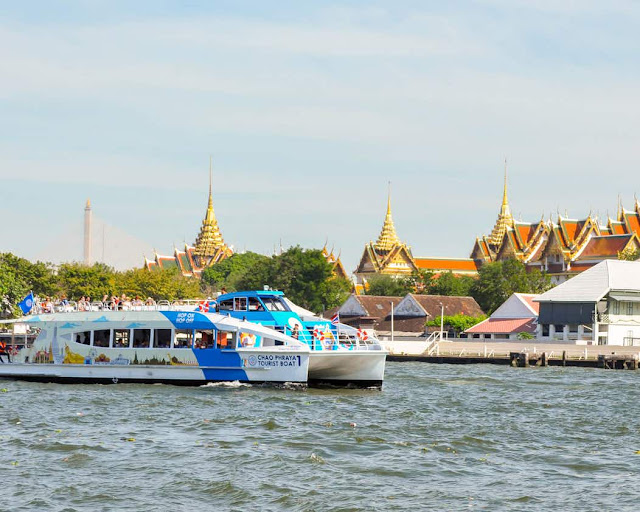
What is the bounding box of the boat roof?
[218,290,285,299]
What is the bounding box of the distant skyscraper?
[84,199,92,265]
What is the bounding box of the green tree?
[0,253,58,298]
[0,261,28,318]
[470,259,551,314]
[117,268,201,301]
[55,262,117,300]
[364,274,414,297]
[425,271,474,296]
[201,252,270,291]
[619,248,640,261]
[236,246,351,312]
[426,313,487,335]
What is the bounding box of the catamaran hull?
[0,359,308,385]
[308,351,386,388]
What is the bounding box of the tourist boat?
[210,290,387,388]
[0,308,310,385]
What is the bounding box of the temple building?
[145,168,233,277]
[471,171,640,284]
[322,245,349,281]
[354,188,479,288]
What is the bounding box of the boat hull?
[307,350,386,388]
[0,355,308,386]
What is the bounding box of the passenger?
[291,324,300,340]
[0,340,10,363]
[86,296,92,311]
[145,297,155,307]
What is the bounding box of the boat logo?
[247,355,258,367]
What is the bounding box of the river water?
[2,362,639,511]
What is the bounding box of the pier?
[383,339,640,370]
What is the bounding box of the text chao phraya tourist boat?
[0,304,310,385]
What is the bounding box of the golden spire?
[488,159,514,247]
[193,157,227,260]
[374,182,402,251]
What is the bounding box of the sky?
[1,1,640,271]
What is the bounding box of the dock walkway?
[383,339,640,369]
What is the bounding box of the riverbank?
[382,339,640,368]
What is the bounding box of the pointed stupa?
[374,183,402,252]
[488,160,514,247]
[193,158,227,262]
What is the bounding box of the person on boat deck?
[0,340,10,363]
[291,324,300,339]
[145,297,155,307]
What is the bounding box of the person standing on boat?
[0,340,10,363]
[291,324,300,340]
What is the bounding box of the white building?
[535,259,640,345]
[465,293,539,340]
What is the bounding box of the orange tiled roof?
[624,212,640,235]
[519,294,540,314]
[576,235,633,260]
[414,258,479,272]
[569,263,597,272]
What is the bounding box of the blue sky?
[1,1,639,271]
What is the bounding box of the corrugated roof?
[536,259,640,303]
[408,294,485,317]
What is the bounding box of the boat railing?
[30,299,211,314]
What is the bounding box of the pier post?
[562,351,567,367]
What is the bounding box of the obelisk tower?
[84,199,92,265]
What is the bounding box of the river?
[2,362,639,511]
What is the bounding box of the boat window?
[132,329,151,348]
[114,329,131,348]
[175,329,193,348]
[248,297,264,311]
[94,329,110,348]
[217,331,234,349]
[234,297,247,311]
[195,329,215,349]
[261,297,288,312]
[154,329,172,348]
[75,331,91,345]
[219,299,233,311]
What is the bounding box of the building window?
[612,301,619,315]
[628,302,634,316]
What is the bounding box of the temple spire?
[194,158,227,263]
[488,159,514,247]
[374,182,401,251]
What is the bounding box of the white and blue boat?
[210,291,387,388]
[0,308,310,385]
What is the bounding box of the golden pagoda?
[487,161,514,248]
[192,160,233,267]
[144,160,233,277]
[374,190,402,251]
[355,185,416,284]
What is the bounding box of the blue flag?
[18,292,35,315]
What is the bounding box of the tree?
[55,262,117,300]
[0,253,58,297]
[425,271,474,297]
[426,313,487,336]
[201,252,270,292]
[364,274,414,297]
[117,268,201,301]
[236,246,351,312]
[470,259,552,314]
[619,248,640,261]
